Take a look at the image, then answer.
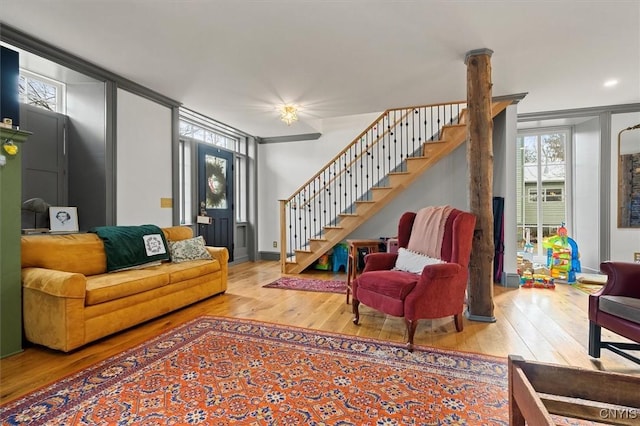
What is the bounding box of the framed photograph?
[49,206,79,232]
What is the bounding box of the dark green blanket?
[90,225,170,272]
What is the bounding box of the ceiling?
[2,1,639,138]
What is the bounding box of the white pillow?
[394,248,445,274]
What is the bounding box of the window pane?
[235,156,247,222]
[545,188,562,202]
[19,73,60,112]
[523,136,538,164]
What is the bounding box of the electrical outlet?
[634,252,640,263]
[273,241,278,248]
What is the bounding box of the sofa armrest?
[206,247,229,289]
[206,246,229,266]
[22,267,86,299]
[22,267,87,352]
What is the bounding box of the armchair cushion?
[599,296,640,324]
[357,270,418,300]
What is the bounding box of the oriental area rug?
[2,316,510,425]
[2,316,604,425]
[263,276,347,294]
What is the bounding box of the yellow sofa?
[21,226,228,352]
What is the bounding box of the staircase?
[279,99,512,273]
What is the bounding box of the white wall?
[352,143,469,240]
[258,112,379,252]
[257,111,470,253]
[116,89,173,226]
[573,117,601,271]
[493,105,519,282]
[610,111,640,262]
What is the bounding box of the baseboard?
[501,272,521,288]
[465,310,497,323]
[259,251,280,261]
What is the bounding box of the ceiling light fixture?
[603,79,619,88]
[280,105,298,126]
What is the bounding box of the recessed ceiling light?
[603,79,619,87]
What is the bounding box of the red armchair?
[588,261,640,364]
[352,206,476,351]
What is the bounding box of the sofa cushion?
[599,296,640,324]
[21,233,107,276]
[168,236,212,263]
[86,269,169,305]
[153,259,220,283]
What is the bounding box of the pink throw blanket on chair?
[407,205,453,259]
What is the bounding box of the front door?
[198,144,234,261]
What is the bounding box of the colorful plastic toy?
[542,223,581,283]
[520,270,555,289]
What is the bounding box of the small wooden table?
[345,239,380,304]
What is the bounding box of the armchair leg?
[588,322,601,358]
[454,313,464,332]
[405,319,417,352]
[352,299,360,325]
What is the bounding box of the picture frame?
[49,206,79,232]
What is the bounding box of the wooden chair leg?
[405,319,417,352]
[454,313,464,332]
[588,322,601,358]
[352,299,360,325]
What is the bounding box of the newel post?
[279,199,287,273]
[465,48,496,322]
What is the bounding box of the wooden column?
[465,48,496,322]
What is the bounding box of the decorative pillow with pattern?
[394,247,444,274]
[168,236,212,263]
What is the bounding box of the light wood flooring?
[1,260,638,404]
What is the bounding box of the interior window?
[18,69,65,113]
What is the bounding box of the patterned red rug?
[1,316,510,425]
[263,276,347,294]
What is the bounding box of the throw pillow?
[394,247,444,274]
[168,236,212,263]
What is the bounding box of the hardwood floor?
[1,260,638,404]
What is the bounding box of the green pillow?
[168,236,212,263]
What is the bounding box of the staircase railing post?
[279,199,287,272]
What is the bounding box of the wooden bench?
[508,355,639,425]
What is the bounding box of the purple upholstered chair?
[588,261,640,364]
